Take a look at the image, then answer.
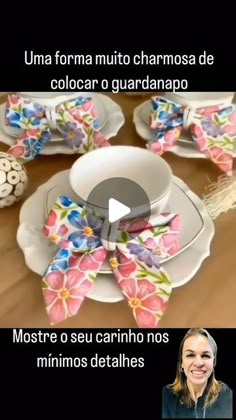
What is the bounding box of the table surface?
[0,92,236,329]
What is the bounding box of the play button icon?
[83,177,151,243]
[109,198,131,223]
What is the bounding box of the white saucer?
[16,170,215,302]
[0,94,125,155]
[133,99,236,159]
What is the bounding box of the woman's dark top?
[162,382,233,418]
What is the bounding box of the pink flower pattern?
[42,269,93,325]
[148,96,236,175]
[6,94,110,161]
[117,278,168,328]
[42,196,180,327]
[118,214,181,263]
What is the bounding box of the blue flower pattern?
[48,248,70,272]
[68,211,102,251]
[5,95,106,160]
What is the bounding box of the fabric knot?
[45,106,58,130]
[101,219,119,251]
[183,106,196,129]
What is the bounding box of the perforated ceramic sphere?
[0,152,28,208]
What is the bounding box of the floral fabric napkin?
[5,94,110,161]
[42,195,181,328]
[148,96,236,175]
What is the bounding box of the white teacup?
[69,145,172,218]
[164,92,235,108]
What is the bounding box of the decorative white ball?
[0,152,28,208]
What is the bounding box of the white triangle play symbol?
[108,198,131,223]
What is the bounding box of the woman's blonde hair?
[169,328,224,409]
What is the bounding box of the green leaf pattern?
[5,94,111,161]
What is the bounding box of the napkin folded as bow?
[5,94,110,161]
[147,96,236,176]
[42,195,181,328]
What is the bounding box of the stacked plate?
[16,168,215,303]
[0,92,125,155]
[133,92,236,158]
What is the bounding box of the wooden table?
[0,93,236,329]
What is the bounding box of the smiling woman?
[162,328,233,419]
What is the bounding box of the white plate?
[133,99,236,158]
[43,172,204,273]
[0,94,125,155]
[16,170,215,302]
